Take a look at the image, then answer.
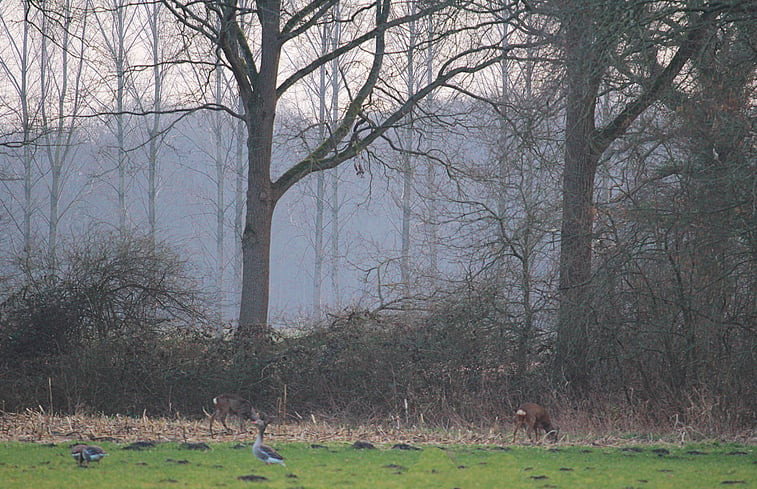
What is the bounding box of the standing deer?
[209,393,259,434]
[512,402,558,443]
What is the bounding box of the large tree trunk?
[236,0,281,339]
[238,182,275,338]
[554,4,602,391]
[237,109,277,337]
[555,127,601,390]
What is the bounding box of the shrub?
[0,230,211,413]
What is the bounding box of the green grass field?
[0,441,753,488]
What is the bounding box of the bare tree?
[552,0,727,390]
[312,7,334,316]
[91,0,141,232]
[422,17,439,281]
[0,0,39,252]
[159,0,513,338]
[397,0,417,291]
[178,54,240,325]
[141,0,168,241]
[327,3,343,309]
[39,0,90,265]
[614,14,756,399]
[213,62,228,324]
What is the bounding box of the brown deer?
[209,394,259,434]
[512,402,558,443]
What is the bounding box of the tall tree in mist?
[141,0,168,241]
[92,0,139,232]
[312,3,342,316]
[160,0,512,338]
[0,0,37,252]
[552,0,733,390]
[40,0,89,265]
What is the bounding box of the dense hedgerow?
[1,232,753,435]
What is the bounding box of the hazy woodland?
[0,0,754,436]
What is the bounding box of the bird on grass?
[71,444,108,466]
[252,418,285,466]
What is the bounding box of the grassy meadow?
[0,440,753,489]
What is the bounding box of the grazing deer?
[209,393,259,434]
[512,402,558,443]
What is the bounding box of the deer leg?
[219,413,231,431]
[512,422,521,443]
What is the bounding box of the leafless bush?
[275,286,555,425]
[0,230,213,413]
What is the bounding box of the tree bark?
[236,0,281,338]
[554,2,602,390]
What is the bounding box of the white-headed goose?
[252,418,285,466]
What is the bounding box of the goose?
[252,418,285,466]
[71,444,108,466]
